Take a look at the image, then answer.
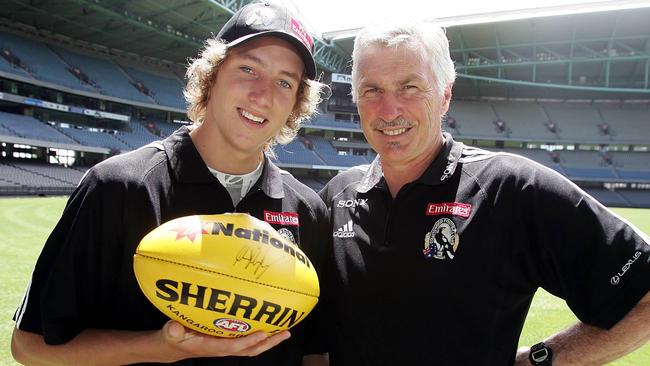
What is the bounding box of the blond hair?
[184,37,325,150]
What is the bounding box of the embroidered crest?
[423,218,459,260]
[245,7,274,27]
[277,227,296,245]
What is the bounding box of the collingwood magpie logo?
[277,228,297,246]
[245,7,274,27]
[423,218,459,260]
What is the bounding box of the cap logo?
[245,7,274,27]
[290,18,313,50]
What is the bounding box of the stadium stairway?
[7,161,76,186]
[45,44,100,93]
[114,134,132,150]
[618,191,634,207]
[115,64,158,105]
[1,161,68,188]
[50,126,83,146]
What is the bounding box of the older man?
[319,20,650,365]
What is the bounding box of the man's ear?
[290,81,306,122]
[441,84,452,114]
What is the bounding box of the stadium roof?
[321,2,650,99]
[0,0,349,73]
[448,7,650,99]
[1,0,650,99]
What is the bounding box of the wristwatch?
[529,341,553,366]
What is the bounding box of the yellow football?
[133,213,320,338]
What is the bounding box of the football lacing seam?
[135,254,319,298]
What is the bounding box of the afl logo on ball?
[214,318,251,333]
[423,218,459,260]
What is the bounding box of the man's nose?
[248,79,273,109]
[377,92,403,122]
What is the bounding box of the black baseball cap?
[217,1,317,80]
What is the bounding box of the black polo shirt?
[319,133,650,366]
[14,126,329,365]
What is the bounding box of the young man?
[12,2,328,365]
[319,20,650,365]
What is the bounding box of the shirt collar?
[164,126,216,184]
[163,126,285,199]
[356,132,463,193]
[257,154,285,199]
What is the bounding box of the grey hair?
[351,20,456,101]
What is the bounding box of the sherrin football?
[133,213,319,338]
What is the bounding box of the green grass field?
[1,197,649,364]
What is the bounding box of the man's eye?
[279,80,292,89]
[240,66,254,74]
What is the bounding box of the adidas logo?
[333,219,355,238]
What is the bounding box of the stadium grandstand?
[0,1,649,207]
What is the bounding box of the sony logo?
[336,198,368,208]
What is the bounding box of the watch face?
[529,342,553,366]
[531,348,550,362]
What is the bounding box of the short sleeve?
[14,169,128,344]
[518,168,650,329]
